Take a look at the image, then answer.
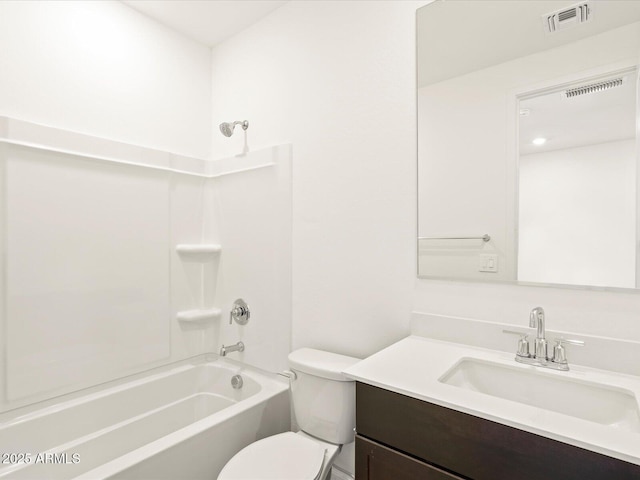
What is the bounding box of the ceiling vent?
[565,77,623,98]
[543,2,591,34]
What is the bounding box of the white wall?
[211,0,640,354]
[0,0,211,159]
[211,0,422,359]
[417,76,513,282]
[519,140,636,288]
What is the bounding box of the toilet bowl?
[217,348,359,480]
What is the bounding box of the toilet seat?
[217,432,327,480]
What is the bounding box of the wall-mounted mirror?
[417,0,640,290]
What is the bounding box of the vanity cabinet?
[355,382,640,480]
[356,435,463,480]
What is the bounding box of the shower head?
[219,120,249,137]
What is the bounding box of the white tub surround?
[176,309,223,324]
[344,313,640,467]
[0,116,282,179]
[176,244,222,255]
[0,115,293,411]
[0,357,290,480]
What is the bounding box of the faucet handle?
[502,330,530,358]
[552,338,585,364]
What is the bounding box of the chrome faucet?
[220,341,245,357]
[529,306,548,360]
[503,307,585,371]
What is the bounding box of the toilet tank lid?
[288,348,360,381]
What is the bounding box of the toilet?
[218,348,360,480]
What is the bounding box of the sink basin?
[440,358,640,433]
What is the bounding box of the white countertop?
[343,335,640,466]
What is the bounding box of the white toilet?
[218,348,360,480]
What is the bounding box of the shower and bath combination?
[219,120,249,137]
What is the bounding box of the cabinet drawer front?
[356,382,640,480]
[356,435,463,480]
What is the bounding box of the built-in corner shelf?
[176,308,222,324]
[175,244,222,256]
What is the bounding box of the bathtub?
[0,356,290,479]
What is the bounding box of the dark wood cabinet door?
[356,382,640,480]
[356,436,464,480]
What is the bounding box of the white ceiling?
[519,72,636,156]
[121,0,288,47]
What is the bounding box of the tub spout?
[220,341,245,357]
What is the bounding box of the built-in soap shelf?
[175,244,221,256]
[175,244,221,326]
[176,308,222,324]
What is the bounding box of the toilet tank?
[288,348,360,444]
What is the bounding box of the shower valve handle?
[229,299,250,325]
